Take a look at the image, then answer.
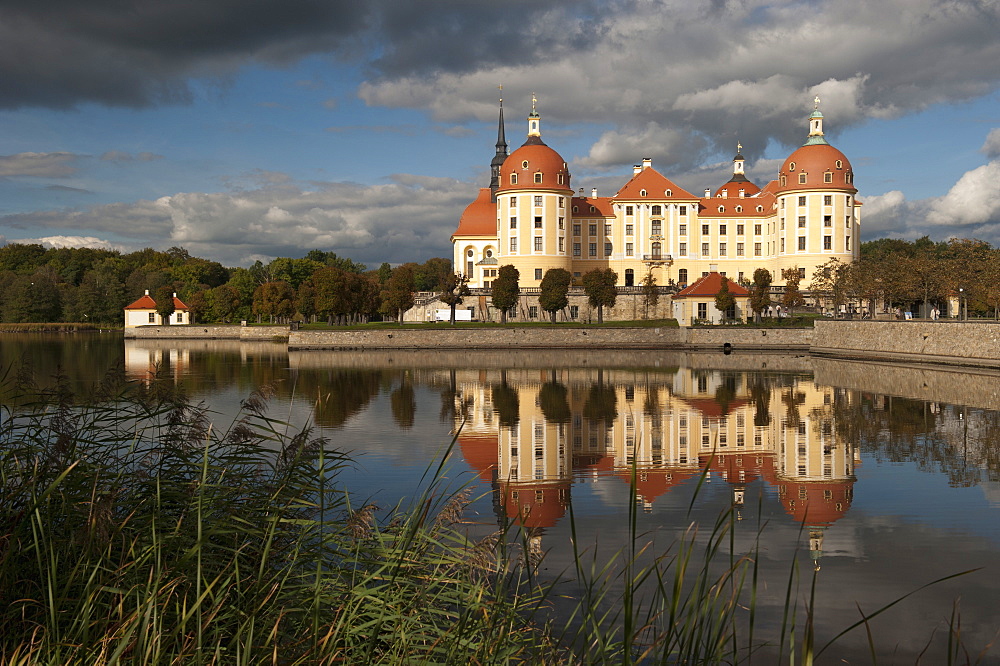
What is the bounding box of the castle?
[452,96,860,293]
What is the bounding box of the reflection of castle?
[124,343,190,384]
[453,367,859,565]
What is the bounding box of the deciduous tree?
[439,272,471,325]
[582,268,618,324]
[641,271,659,319]
[538,268,571,323]
[380,265,415,324]
[714,279,736,321]
[491,265,519,323]
[154,285,176,325]
[749,268,772,322]
[780,268,804,317]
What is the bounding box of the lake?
[4,333,1000,663]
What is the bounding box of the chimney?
[739,189,745,198]
[578,187,584,195]
[172,292,177,298]
[642,158,652,170]
[144,289,149,295]
[591,187,598,198]
[704,189,711,197]
[633,165,642,175]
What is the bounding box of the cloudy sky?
[1,0,999,267]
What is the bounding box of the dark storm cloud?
[0,0,371,108]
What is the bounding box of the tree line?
[0,243,453,325]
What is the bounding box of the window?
[521,160,529,169]
[510,238,517,253]
[573,224,580,236]
[738,271,744,282]
[789,162,796,171]
[797,236,806,251]
[573,242,581,256]
[467,261,473,276]
[625,242,633,256]
[836,160,843,169]
[589,243,597,257]
[824,195,832,205]
[625,224,633,235]
[697,303,707,319]
[679,242,687,256]
[651,205,661,215]
[558,217,564,229]
[534,195,542,206]
[823,215,831,227]
[589,224,597,236]
[534,268,542,280]
[846,236,851,251]
[799,267,806,280]
[679,205,687,215]
[528,306,538,318]
[846,195,853,206]
[679,224,687,236]
[510,173,517,184]
[640,189,647,197]
[559,197,565,208]
[510,217,517,229]
[626,205,634,216]
[701,242,710,255]
[798,216,806,228]
[823,235,832,250]
[780,218,785,230]
[754,242,761,256]
[719,243,727,256]
[651,242,662,258]
[798,173,807,184]
[678,269,688,284]
[737,224,744,235]
[735,206,743,213]
[718,205,725,212]
[651,220,662,236]
[533,216,541,228]
[736,242,744,256]
[605,242,612,256]
[756,205,763,212]
[148,312,156,323]
[754,224,761,235]
[780,238,785,252]
[534,237,542,251]
[824,172,833,183]
[572,205,578,213]
[558,237,564,252]
[701,224,709,235]
[780,175,787,186]
[558,174,565,185]
[534,172,543,183]
[796,197,805,207]
[570,305,579,319]
[846,216,852,227]
[605,223,612,236]
[720,224,727,235]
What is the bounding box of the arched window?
[510,173,517,184]
[640,189,647,197]
[665,189,672,197]
[534,172,543,183]
[780,175,787,186]
[678,268,688,285]
[735,205,743,213]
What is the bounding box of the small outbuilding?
[124,290,192,328]
[672,272,750,325]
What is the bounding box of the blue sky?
[1,0,1000,267]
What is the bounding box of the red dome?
[713,176,761,199]
[453,188,497,238]
[778,143,856,192]
[497,136,572,193]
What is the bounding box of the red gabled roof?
[674,272,749,298]
[613,166,696,200]
[124,292,190,310]
[571,196,615,218]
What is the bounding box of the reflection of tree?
[748,377,771,427]
[583,382,617,424]
[714,373,738,417]
[538,381,571,424]
[390,380,416,430]
[643,386,660,417]
[492,376,519,428]
[309,369,386,429]
[781,389,803,430]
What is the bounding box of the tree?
[208,284,242,323]
[438,272,471,325]
[296,279,317,323]
[780,268,805,318]
[538,268,571,323]
[252,281,296,324]
[714,279,736,321]
[380,265,415,324]
[582,268,618,324]
[313,267,352,325]
[749,268,772,322]
[154,285,176,325]
[491,265,519,323]
[641,271,659,319]
[810,259,848,313]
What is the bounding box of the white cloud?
[0,152,81,177]
[982,129,1000,158]
[8,235,122,251]
[926,161,1000,227]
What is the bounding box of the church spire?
[490,86,508,201]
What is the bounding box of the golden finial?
[498,83,502,103]
[531,92,537,113]
[737,141,742,153]
[814,95,821,110]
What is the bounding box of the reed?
[0,364,983,664]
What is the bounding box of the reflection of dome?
[615,466,697,509]
[500,481,570,528]
[457,433,498,483]
[777,480,854,526]
[453,188,497,238]
[677,396,749,419]
[701,452,776,486]
[497,138,571,193]
[573,453,615,474]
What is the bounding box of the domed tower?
[712,143,761,199]
[774,98,860,284]
[496,96,575,286]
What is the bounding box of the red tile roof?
[124,293,190,310]
[453,188,497,238]
[674,272,749,298]
[571,196,615,217]
[614,166,696,200]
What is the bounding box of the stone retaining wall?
[124,325,288,340]
[813,320,1000,368]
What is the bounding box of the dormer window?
[756,205,763,212]
[510,173,517,184]
[557,174,564,185]
[789,162,796,171]
[798,173,807,184]
[521,160,529,169]
[735,205,743,213]
[572,205,578,213]
[718,205,725,212]
[836,160,843,169]
[639,189,647,197]
[780,175,787,186]
[665,189,672,197]
[590,206,595,213]
[534,172,543,184]
[824,172,833,183]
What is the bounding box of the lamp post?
[958,287,965,321]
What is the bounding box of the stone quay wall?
[124,325,289,341]
[812,320,1000,368]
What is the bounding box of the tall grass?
[0,363,984,664]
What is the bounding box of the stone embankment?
[124,325,289,341]
[812,320,1000,368]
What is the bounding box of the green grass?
[0,364,984,664]
[0,322,117,332]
